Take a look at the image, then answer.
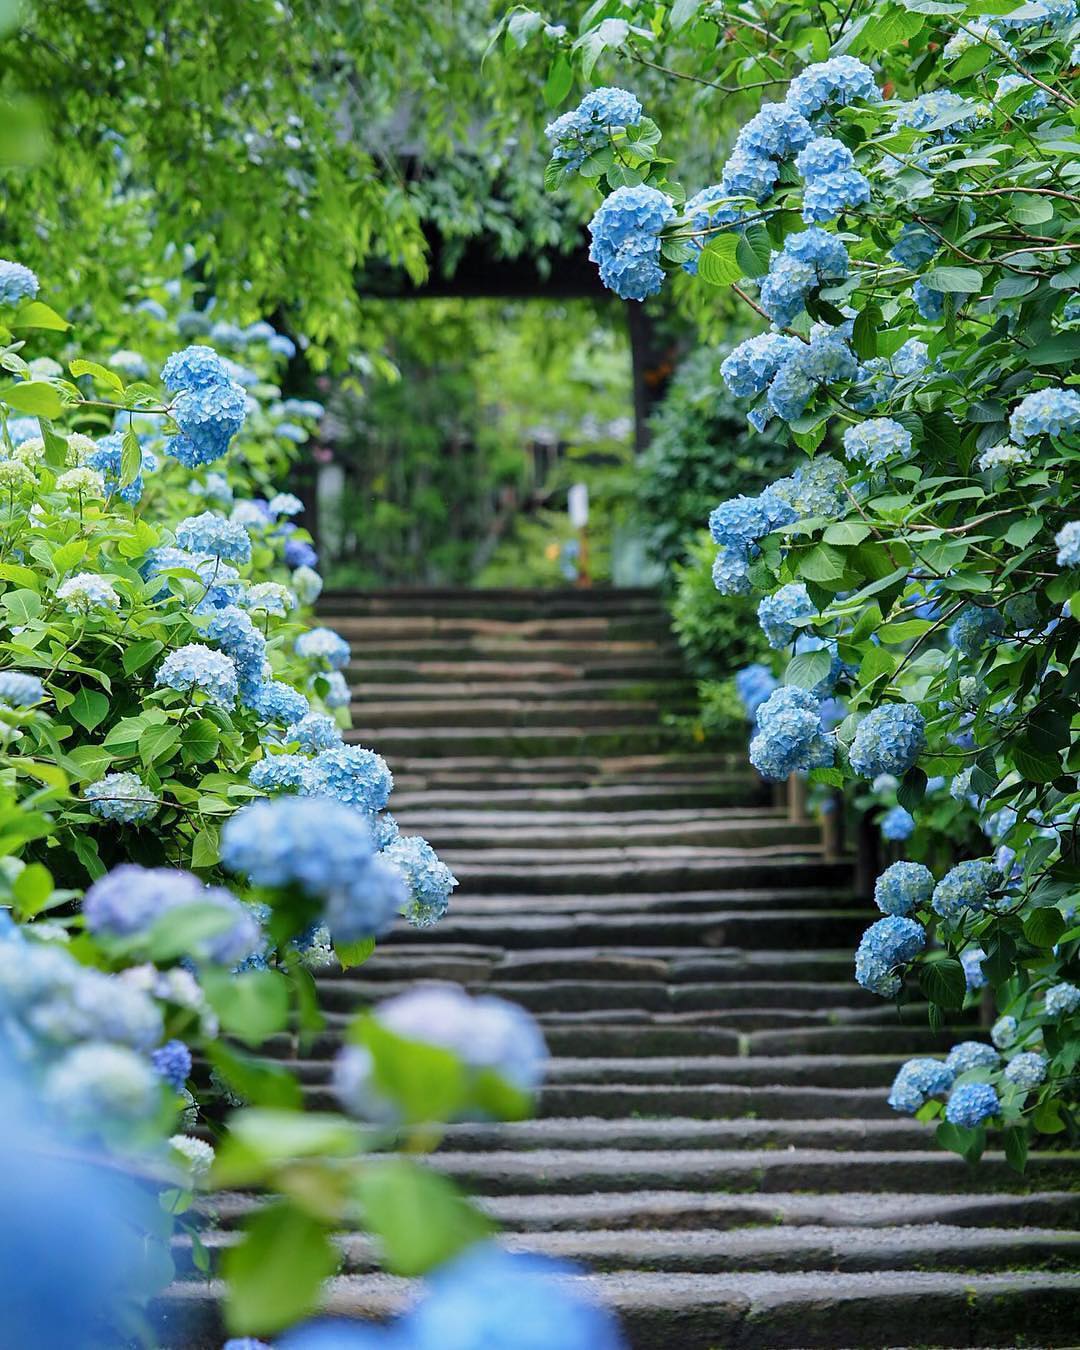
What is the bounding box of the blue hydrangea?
[843,417,913,469]
[587,185,675,301]
[759,228,849,326]
[681,184,743,274]
[268,492,304,517]
[151,1039,192,1092]
[175,511,252,564]
[1054,520,1080,567]
[318,670,351,709]
[990,1015,1018,1050]
[1011,387,1080,444]
[1045,981,1080,1016]
[268,333,297,358]
[161,346,247,466]
[895,92,978,142]
[0,670,44,706]
[794,137,870,222]
[243,581,296,616]
[886,1056,953,1113]
[890,224,940,270]
[0,939,163,1050]
[712,550,751,596]
[874,861,934,916]
[855,914,926,997]
[288,712,341,752]
[949,604,1004,656]
[734,103,813,160]
[292,565,323,606]
[785,56,880,119]
[996,0,1075,30]
[224,1337,271,1349]
[84,772,158,825]
[284,538,318,569]
[913,280,946,320]
[56,573,121,615]
[960,946,987,991]
[945,1080,998,1127]
[85,434,145,505]
[309,745,393,812]
[770,455,848,520]
[946,1039,1000,1075]
[232,499,272,530]
[880,805,915,841]
[849,703,925,779]
[931,859,998,922]
[295,627,351,670]
[757,583,814,649]
[735,664,778,722]
[766,326,858,423]
[709,491,795,554]
[0,260,40,306]
[44,1042,161,1128]
[202,604,266,683]
[545,87,643,170]
[243,678,310,725]
[720,333,805,399]
[1003,1051,1047,1091]
[749,685,834,780]
[161,345,232,391]
[720,150,780,204]
[155,644,238,706]
[382,834,458,927]
[249,754,314,794]
[83,864,261,966]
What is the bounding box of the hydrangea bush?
[0,270,550,1339]
[517,0,1080,1164]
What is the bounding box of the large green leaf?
[223,1203,338,1336]
[356,1160,494,1276]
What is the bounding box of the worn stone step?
[440,857,849,897]
[156,1269,1080,1349]
[393,780,766,808]
[326,615,675,641]
[352,699,673,729]
[537,1082,891,1120]
[383,909,866,949]
[345,725,694,757]
[343,638,678,663]
[408,820,822,851]
[347,657,688,683]
[319,586,666,619]
[388,752,752,777]
[426,1147,1077,1197]
[352,678,695,702]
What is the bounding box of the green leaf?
[203,969,290,1046]
[140,901,241,962]
[735,222,772,278]
[852,305,882,360]
[12,861,54,918]
[139,722,181,766]
[823,521,871,547]
[919,957,966,1009]
[1009,194,1054,226]
[207,1043,302,1110]
[11,301,69,331]
[356,1160,494,1277]
[191,823,221,869]
[52,538,88,573]
[65,743,112,782]
[1003,1124,1028,1175]
[785,647,833,689]
[119,429,142,488]
[72,831,106,881]
[334,935,376,970]
[1022,906,1065,948]
[1010,739,1061,784]
[798,542,847,583]
[1,381,63,418]
[122,637,165,675]
[1027,333,1080,366]
[223,1202,338,1336]
[356,1015,468,1124]
[897,767,927,812]
[1032,1098,1066,1134]
[181,717,220,763]
[669,0,702,30]
[542,53,573,107]
[69,358,124,392]
[696,234,743,287]
[69,687,109,733]
[921,265,983,293]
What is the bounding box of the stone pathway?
[170,587,1080,1348]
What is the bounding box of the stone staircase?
[167,587,1080,1348]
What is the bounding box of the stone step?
[404,820,822,851]
[343,638,679,663]
[383,908,866,948]
[351,678,695,702]
[537,1082,892,1120]
[387,751,754,778]
[347,657,688,682]
[346,726,694,757]
[156,1269,1080,1349]
[318,586,665,619]
[393,780,765,808]
[425,1147,1077,1197]
[352,699,674,729]
[326,616,676,641]
[173,1223,1080,1279]
[440,856,845,897]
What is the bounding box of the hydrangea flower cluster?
[84,772,158,825]
[155,644,239,707]
[842,418,913,469]
[249,752,314,794]
[991,1015,1018,1049]
[151,1039,193,1092]
[1055,521,1080,568]
[949,604,1004,657]
[0,670,44,706]
[708,485,795,595]
[1045,981,1080,1016]
[160,345,247,467]
[1010,387,1080,443]
[748,685,834,780]
[960,946,987,991]
[945,1039,999,1075]
[849,703,925,779]
[85,434,146,506]
[794,137,870,222]
[890,224,939,270]
[56,573,121,614]
[757,582,814,649]
[0,258,39,306]
[308,745,393,811]
[245,678,310,726]
[546,87,643,170]
[786,55,881,118]
[83,864,262,965]
[855,914,926,997]
[288,711,341,752]
[175,511,252,564]
[203,604,267,695]
[874,861,934,916]
[44,1041,162,1129]
[886,1056,954,1113]
[945,1081,999,1127]
[587,185,675,302]
[759,228,850,326]
[382,834,459,927]
[243,581,296,615]
[734,663,778,721]
[930,859,999,922]
[880,805,915,842]
[334,984,548,1120]
[1003,1051,1047,1091]
[295,626,351,670]
[292,564,323,605]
